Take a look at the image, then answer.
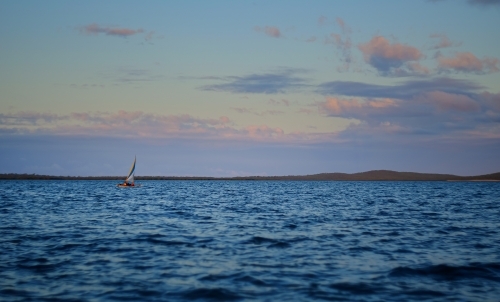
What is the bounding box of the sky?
[1,0,499,177]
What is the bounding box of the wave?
[329,282,382,295]
[244,236,298,248]
[178,287,243,301]
[389,263,500,281]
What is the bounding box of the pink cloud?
[317,83,500,142]
[265,27,281,38]
[245,125,284,138]
[326,33,351,50]
[230,107,284,116]
[336,17,350,34]
[318,15,328,26]
[230,107,253,114]
[430,33,461,49]
[358,36,423,74]
[319,92,484,121]
[415,91,480,112]
[319,97,398,116]
[2,111,319,142]
[71,112,91,121]
[320,97,361,115]
[324,18,353,71]
[107,28,141,36]
[219,116,231,124]
[437,52,499,74]
[81,23,145,38]
[1,111,235,137]
[407,62,430,75]
[336,17,345,28]
[81,23,102,35]
[254,26,281,38]
[359,36,422,62]
[0,111,65,125]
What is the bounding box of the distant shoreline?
[446,179,500,182]
[1,170,499,181]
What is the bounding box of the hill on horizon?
[1,170,500,181]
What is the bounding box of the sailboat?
[117,156,139,187]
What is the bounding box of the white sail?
[126,173,135,184]
[125,156,136,184]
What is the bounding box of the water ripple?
[1,180,499,301]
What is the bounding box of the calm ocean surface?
[1,180,499,301]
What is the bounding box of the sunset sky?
[1,0,499,176]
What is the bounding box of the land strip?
[1,170,499,181]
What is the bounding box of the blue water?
[1,180,499,301]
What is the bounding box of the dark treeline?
[1,170,500,181]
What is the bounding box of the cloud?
[335,17,350,34]
[113,67,163,83]
[407,62,430,75]
[318,15,328,26]
[326,33,352,61]
[297,108,316,115]
[318,97,398,117]
[323,18,353,71]
[0,111,234,138]
[429,0,500,6]
[467,0,500,6]
[268,99,290,106]
[201,70,308,94]
[315,92,495,141]
[430,33,461,49]
[254,26,281,38]
[480,92,500,111]
[144,31,156,41]
[315,73,500,142]
[0,112,66,126]
[230,107,253,114]
[318,77,483,100]
[414,91,480,112]
[90,67,162,85]
[81,23,144,38]
[245,125,284,138]
[0,110,323,143]
[358,36,424,76]
[230,107,284,116]
[437,52,499,74]
[262,110,284,116]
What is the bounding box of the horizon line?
[2,170,500,181]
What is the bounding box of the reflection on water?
[1,180,499,301]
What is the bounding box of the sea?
[1,180,499,301]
